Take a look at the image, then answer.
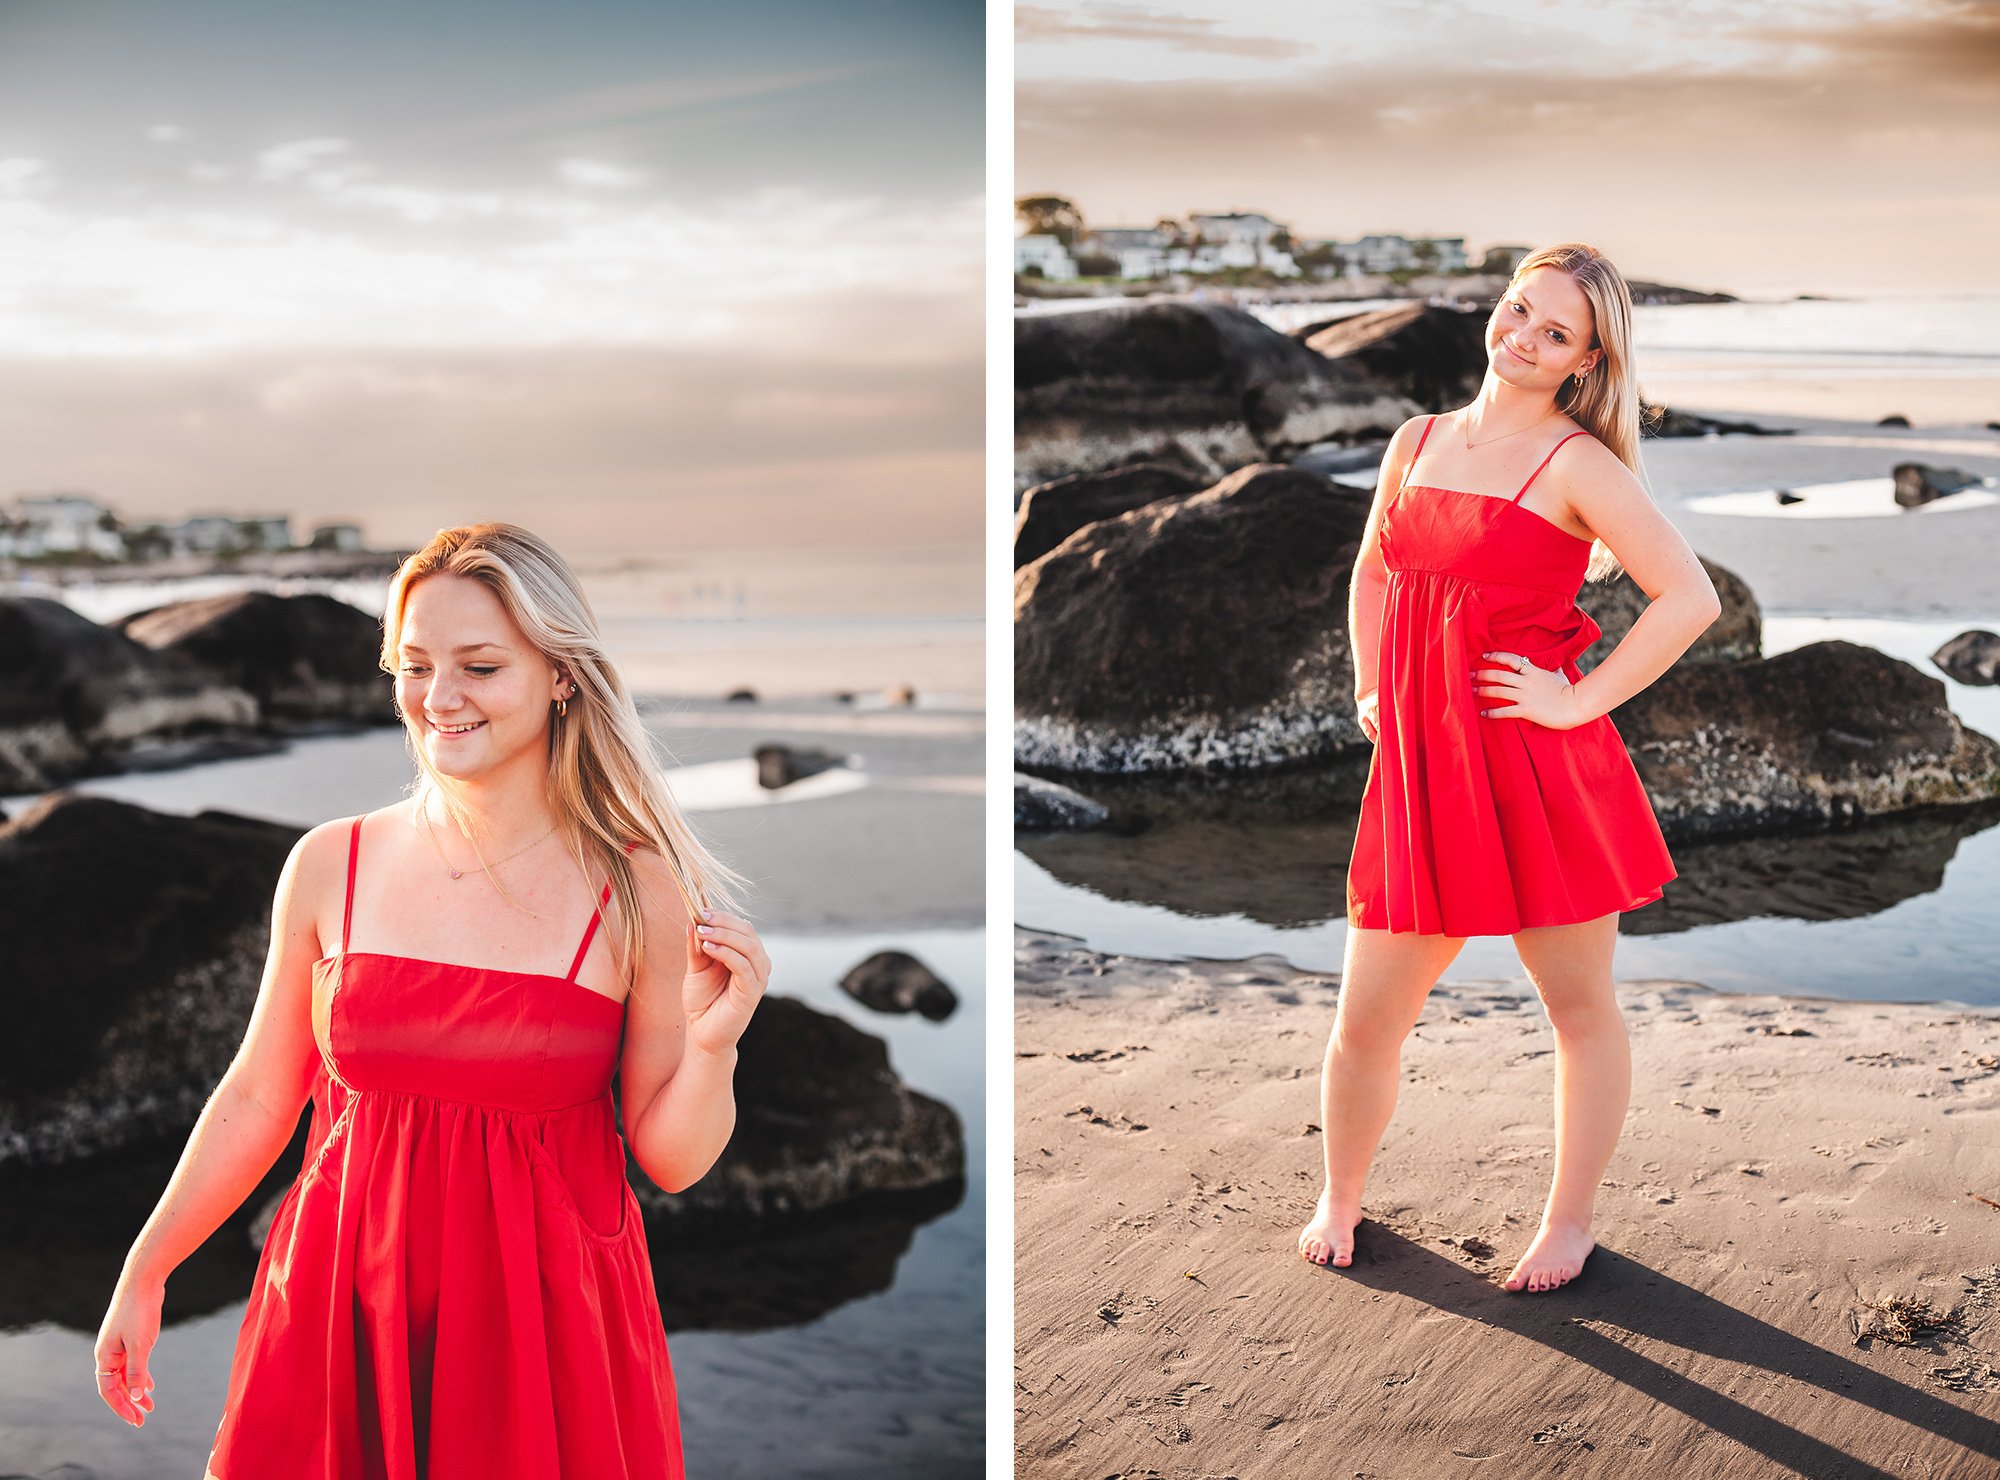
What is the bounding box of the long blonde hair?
[1507,242,1648,582]
[382,523,752,994]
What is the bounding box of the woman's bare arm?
[1350,417,1428,715]
[1555,442,1721,720]
[95,819,339,1424]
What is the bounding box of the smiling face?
[394,572,567,783]
[1486,264,1602,395]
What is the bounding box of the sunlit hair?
[1505,242,1649,582]
[381,523,752,996]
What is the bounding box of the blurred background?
[0,3,985,1478]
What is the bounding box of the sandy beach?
[1014,927,2000,1476]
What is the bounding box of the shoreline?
[1014,926,2000,1476]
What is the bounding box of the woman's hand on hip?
[1357,689,1380,745]
[1474,652,1588,730]
[683,909,771,1059]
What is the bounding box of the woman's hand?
[1357,689,1381,745]
[1473,651,1590,730]
[93,1274,162,1427]
[682,909,771,1059]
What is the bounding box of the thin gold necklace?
[1460,405,1557,451]
[420,804,556,881]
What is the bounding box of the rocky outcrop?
[1014,463,1206,567]
[1578,556,1762,671]
[637,995,964,1231]
[0,793,300,1169]
[1639,405,1791,438]
[0,797,964,1233]
[114,590,391,725]
[1016,302,1412,490]
[1617,641,2000,837]
[1016,464,1371,772]
[1934,630,2000,685]
[1014,772,1110,831]
[755,743,847,789]
[0,597,262,791]
[838,949,958,1021]
[1294,302,1488,411]
[1894,463,1983,507]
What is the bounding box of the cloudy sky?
[0,0,982,556]
[1017,0,2000,296]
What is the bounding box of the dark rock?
[0,597,259,791]
[1623,281,1738,306]
[754,743,846,789]
[1879,414,1911,427]
[1933,630,2000,685]
[639,995,963,1230]
[1295,302,1488,413]
[114,591,391,726]
[1014,462,1207,568]
[1893,462,1982,508]
[1016,301,1412,489]
[1617,641,2000,837]
[725,688,758,703]
[0,793,300,1169]
[838,949,958,1021]
[1016,463,1370,772]
[1776,490,1803,506]
[1578,556,1761,671]
[1015,772,1110,831]
[1640,404,1789,438]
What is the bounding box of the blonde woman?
[94,523,769,1477]
[1299,245,1722,1292]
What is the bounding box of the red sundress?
[1346,415,1677,936]
[205,814,682,1479]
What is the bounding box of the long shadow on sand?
[1315,1223,1998,1476]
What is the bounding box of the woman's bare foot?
[1502,1215,1595,1292]
[1298,1187,1362,1267]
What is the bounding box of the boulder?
[754,743,846,789]
[0,597,261,790]
[114,590,391,725]
[0,793,299,1169]
[838,949,958,1021]
[1578,556,1762,671]
[1640,405,1790,438]
[1014,772,1110,831]
[1294,302,1488,412]
[637,995,963,1231]
[1617,640,2000,837]
[1016,464,1371,772]
[1014,462,1207,568]
[1015,302,1412,490]
[1894,463,1982,508]
[1933,630,2000,686]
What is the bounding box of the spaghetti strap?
[1397,415,1439,496]
[1513,430,1588,505]
[564,841,642,984]
[341,815,362,956]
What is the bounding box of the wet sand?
[1014,927,2000,1477]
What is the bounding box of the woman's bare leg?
[1299,924,1466,1266]
[1503,913,1626,1292]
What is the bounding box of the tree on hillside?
[1016,195,1084,246]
